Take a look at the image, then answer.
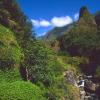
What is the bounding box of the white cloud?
[39,20,51,27]
[31,19,51,27]
[31,19,40,27]
[31,16,73,28]
[51,16,73,27]
[74,13,79,21]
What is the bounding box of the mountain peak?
[78,6,96,26]
[79,6,89,18]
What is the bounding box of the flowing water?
[64,71,100,100]
[77,75,99,100]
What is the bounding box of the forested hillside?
[0,0,81,100]
[42,23,74,41]
[45,7,100,99]
[58,7,100,75]
[0,0,100,100]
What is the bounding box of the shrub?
[64,84,80,100]
[0,24,23,69]
[22,40,64,86]
[0,81,45,100]
[0,68,22,83]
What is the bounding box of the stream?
[77,75,99,100]
[64,71,100,100]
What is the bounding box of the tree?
[20,40,63,86]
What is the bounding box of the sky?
[18,0,100,36]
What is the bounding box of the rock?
[80,91,86,100]
[79,6,89,18]
[95,12,100,27]
[64,70,78,87]
[86,81,96,91]
[79,6,97,26]
[95,85,100,99]
[90,83,96,91]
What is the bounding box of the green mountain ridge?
[58,7,100,75]
[43,7,100,42]
[41,23,75,41]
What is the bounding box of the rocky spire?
[79,6,89,18]
[78,6,96,26]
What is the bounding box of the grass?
[0,81,45,100]
[0,68,22,83]
[0,24,23,67]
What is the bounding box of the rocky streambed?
[78,75,100,100]
[64,71,100,100]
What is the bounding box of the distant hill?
[41,23,75,41]
[41,7,100,41]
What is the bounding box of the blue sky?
[18,0,100,36]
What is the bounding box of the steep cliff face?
[57,7,100,76]
[59,7,98,52]
[78,7,97,28]
[74,7,97,36]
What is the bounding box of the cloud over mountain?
[51,16,73,27]
[31,19,51,27]
[31,15,73,28]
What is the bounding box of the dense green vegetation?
[0,25,22,69]
[58,7,100,77]
[22,40,64,84]
[0,23,79,99]
[0,68,22,83]
[0,1,81,100]
[45,7,100,99]
[0,1,100,100]
[0,81,45,100]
